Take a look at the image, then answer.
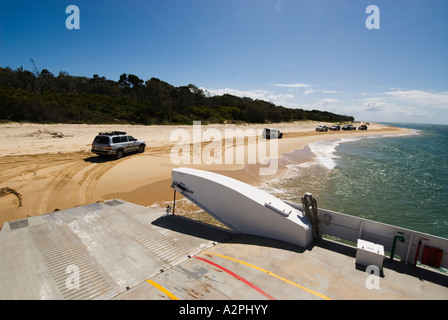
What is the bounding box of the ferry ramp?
[0,200,447,300]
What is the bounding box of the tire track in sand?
[73,159,122,204]
[33,160,91,214]
[31,156,122,215]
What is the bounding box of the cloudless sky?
[1,0,447,124]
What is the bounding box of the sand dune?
[0,121,411,228]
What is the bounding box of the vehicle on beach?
[342,124,356,131]
[358,125,368,130]
[262,128,283,139]
[91,131,146,159]
[315,125,328,132]
[329,125,341,131]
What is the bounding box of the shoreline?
[0,122,412,228]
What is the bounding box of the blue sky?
[1,0,447,124]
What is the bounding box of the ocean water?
[267,123,448,238]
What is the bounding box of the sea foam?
[308,137,362,170]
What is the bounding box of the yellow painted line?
[146,279,179,300]
[204,252,331,300]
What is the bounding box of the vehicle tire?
[116,149,124,160]
[138,145,145,153]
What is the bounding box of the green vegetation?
[0,66,354,125]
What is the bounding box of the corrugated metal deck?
[0,200,232,299]
[1,200,447,300]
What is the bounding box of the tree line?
[0,66,354,125]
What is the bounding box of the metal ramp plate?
[0,200,233,299]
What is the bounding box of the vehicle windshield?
[94,136,109,144]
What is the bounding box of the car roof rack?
[98,131,127,136]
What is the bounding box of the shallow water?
[267,123,448,238]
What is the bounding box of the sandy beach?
[0,121,411,228]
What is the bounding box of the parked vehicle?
[342,124,356,131]
[262,128,283,139]
[91,131,146,159]
[358,125,368,130]
[316,125,328,132]
[329,125,341,131]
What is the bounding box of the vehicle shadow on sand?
[83,151,141,163]
[83,155,117,163]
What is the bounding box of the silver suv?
[91,131,146,159]
[262,128,283,139]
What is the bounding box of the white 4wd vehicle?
[91,131,146,159]
[262,128,283,139]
